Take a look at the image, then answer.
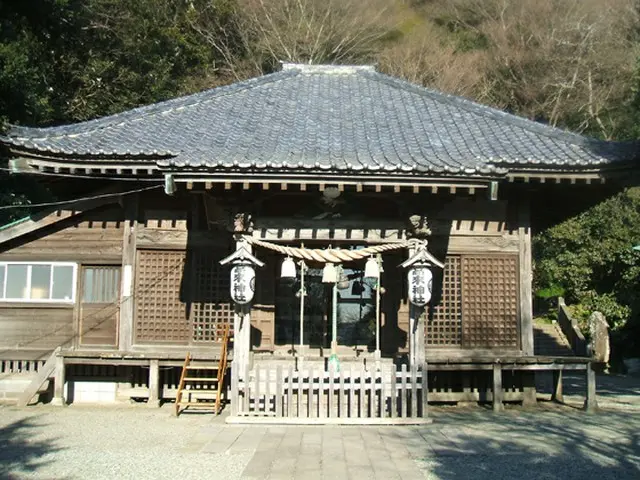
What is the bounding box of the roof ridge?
[6,70,298,141]
[361,69,612,150]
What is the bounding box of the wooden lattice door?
[135,250,189,344]
[190,249,234,343]
[427,256,462,347]
[134,249,234,345]
[461,255,519,349]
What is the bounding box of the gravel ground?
[1,401,640,479]
[0,404,251,480]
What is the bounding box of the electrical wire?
[0,184,163,210]
[0,165,162,182]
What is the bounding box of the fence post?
[243,364,250,414]
[411,365,418,418]
[276,365,283,417]
[286,366,293,418]
[339,366,345,418]
[307,367,313,418]
[328,364,335,418]
[230,364,238,416]
[391,366,397,418]
[400,364,408,418]
[421,363,429,418]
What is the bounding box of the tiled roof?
[2,64,638,177]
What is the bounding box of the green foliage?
[534,187,640,356]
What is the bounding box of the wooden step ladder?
[175,324,232,416]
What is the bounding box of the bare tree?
[188,0,407,79]
[379,0,640,139]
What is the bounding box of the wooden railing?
[1,359,46,374]
[229,363,430,424]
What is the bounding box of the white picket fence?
[229,363,429,424]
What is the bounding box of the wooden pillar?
[409,306,424,367]
[118,196,138,352]
[518,199,534,355]
[234,305,251,379]
[147,359,160,408]
[584,362,598,413]
[51,354,66,406]
[421,363,429,418]
[521,372,537,407]
[552,370,564,403]
[231,236,253,380]
[492,363,504,412]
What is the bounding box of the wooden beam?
[148,359,160,408]
[583,362,598,412]
[118,196,138,352]
[518,199,534,355]
[552,370,564,403]
[0,194,119,246]
[492,364,504,412]
[51,354,66,406]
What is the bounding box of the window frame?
[0,261,78,304]
[81,265,122,304]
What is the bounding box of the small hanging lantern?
[400,242,444,307]
[219,242,265,305]
[322,263,337,283]
[364,256,380,280]
[280,256,297,279]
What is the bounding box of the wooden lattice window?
[461,255,519,349]
[190,250,233,343]
[427,256,462,346]
[134,250,189,344]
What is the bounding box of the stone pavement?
[211,404,640,480]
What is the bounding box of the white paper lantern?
[230,264,256,304]
[407,265,433,307]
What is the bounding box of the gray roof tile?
[2,63,638,176]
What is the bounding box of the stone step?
[533,321,575,357]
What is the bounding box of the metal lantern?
[219,243,265,306]
[280,256,297,279]
[407,264,433,307]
